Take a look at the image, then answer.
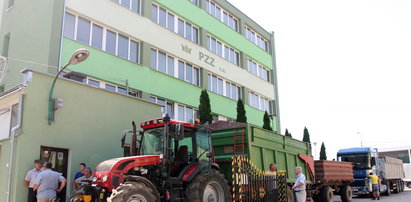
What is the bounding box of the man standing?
[74,163,86,180]
[292,166,306,202]
[24,159,42,202]
[368,172,380,200]
[33,162,67,202]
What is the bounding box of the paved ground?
[332,188,411,202]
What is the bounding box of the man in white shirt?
[24,159,42,202]
[292,166,306,202]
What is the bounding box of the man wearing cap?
[33,162,67,202]
[74,167,93,188]
[24,159,43,202]
[292,166,306,202]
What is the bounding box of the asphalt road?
[332,188,411,202]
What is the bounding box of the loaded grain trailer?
[210,121,354,202]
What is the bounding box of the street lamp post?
[313,142,318,160]
[48,49,90,124]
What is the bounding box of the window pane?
[233,19,238,31]
[130,40,139,63]
[186,63,192,83]
[77,17,91,45]
[167,56,174,76]
[223,12,229,25]
[229,49,235,63]
[206,0,210,12]
[216,42,222,57]
[105,84,116,92]
[185,23,192,41]
[149,97,156,103]
[118,87,127,94]
[118,34,129,59]
[178,61,185,80]
[217,78,223,95]
[150,49,157,69]
[210,3,215,16]
[131,0,139,13]
[211,38,216,54]
[63,12,75,39]
[167,13,174,31]
[193,27,198,43]
[178,105,185,121]
[178,19,185,37]
[121,0,130,9]
[91,24,103,49]
[224,46,229,60]
[167,102,174,119]
[216,7,221,20]
[207,36,210,50]
[106,30,116,54]
[88,79,100,87]
[234,51,239,65]
[228,17,234,30]
[157,99,165,106]
[208,74,211,90]
[158,51,166,73]
[232,84,237,100]
[212,75,217,93]
[159,8,166,27]
[151,4,158,22]
[226,81,231,98]
[193,68,199,86]
[186,107,193,123]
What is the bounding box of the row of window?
[247,58,270,82]
[208,73,241,101]
[86,77,139,97]
[150,48,200,86]
[64,12,139,63]
[149,96,198,123]
[113,0,141,13]
[207,36,239,66]
[152,4,199,44]
[249,91,271,113]
[245,27,268,51]
[206,0,238,31]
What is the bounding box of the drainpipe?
[6,91,24,202]
[270,32,281,133]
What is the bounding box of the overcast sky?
[229,0,411,159]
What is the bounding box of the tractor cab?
[91,115,224,202]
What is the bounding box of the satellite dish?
[0,56,7,84]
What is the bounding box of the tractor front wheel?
[185,169,230,202]
[108,181,158,202]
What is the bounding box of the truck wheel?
[340,185,352,202]
[393,180,399,193]
[286,186,294,202]
[108,181,158,202]
[320,186,333,202]
[185,169,230,202]
[384,182,391,196]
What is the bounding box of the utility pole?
[313,142,318,160]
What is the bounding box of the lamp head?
[68,48,89,65]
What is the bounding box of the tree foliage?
[303,127,311,143]
[236,98,247,123]
[198,90,212,124]
[320,142,327,160]
[285,128,292,137]
[262,111,273,131]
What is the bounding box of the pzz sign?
[199,52,215,67]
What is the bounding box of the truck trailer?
[337,147,405,196]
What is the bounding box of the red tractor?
[92,115,230,201]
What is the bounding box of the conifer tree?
[262,111,273,131]
[303,127,311,143]
[198,90,212,124]
[285,128,292,137]
[320,142,327,160]
[236,98,247,123]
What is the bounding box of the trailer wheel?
[185,169,230,202]
[320,186,333,202]
[108,181,158,202]
[340,185,352,202]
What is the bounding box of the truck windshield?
[338,154,370,169]
[141,128,164,155]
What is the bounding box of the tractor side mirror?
[174,124,185,141]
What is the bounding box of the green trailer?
[210,121,313,184]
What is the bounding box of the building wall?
[0,0,64,90]
[62,0,277,128]
[0,70,161,202]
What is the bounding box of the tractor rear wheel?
[185,169,230,202]
[340,185,353,202]
[320,186,333,202]
[108,181,158,202]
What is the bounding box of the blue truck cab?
[337,147,387,195]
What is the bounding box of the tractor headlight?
[102,176,108,182]
[92,177,97,182]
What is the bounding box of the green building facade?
[0,0,280,201]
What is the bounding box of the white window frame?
[208,73,241,100]
[246,58,270,82]
[248,91,271,112]
[206,0,239,31]
[245,26,268,51]
[207,35,240,66]
[115,0,142,14]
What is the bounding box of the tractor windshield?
[141,127,165,155]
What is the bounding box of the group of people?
[24,160,93,202]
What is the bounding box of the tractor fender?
[123,175,161,199]
[180,163,224,182]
